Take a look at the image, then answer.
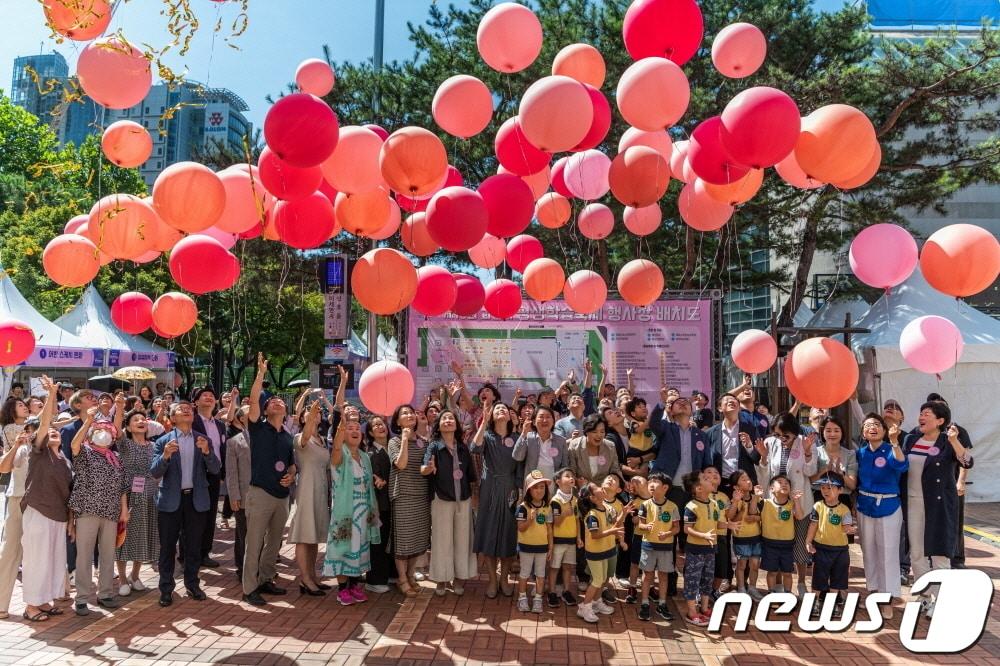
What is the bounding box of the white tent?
[793,302,814,327]
[851,267,1000,502]
[805,296,871,329]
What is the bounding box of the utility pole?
[367,0,385,365]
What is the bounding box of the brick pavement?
[0,519,998,665]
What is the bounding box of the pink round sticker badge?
[504,437,514,448]
[927,446,941,456]
[597,456,607,466]
[790,448,801,460]
[874,457,887,468]
[453,469,464,480]
[696,441,704,451]
[548,446,559,458]
[274,461,286,472]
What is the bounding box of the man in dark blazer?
[191,386,227,567]
[707,394,762,496]
[151,401,221,607]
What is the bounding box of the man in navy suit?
[707,394,762,496]
[191,386,228,567]
[151,401,221,607]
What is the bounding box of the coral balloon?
[401,212,439,256]
[563,270,608,314]
[64,214,88,235]
[577,204,614,240]
[563,149,611,201]
[712,23,767,78]
[368,199,402,241]
[468,234,507,269]
[849,223,917,290]
[0,320,35,366]
[478,174,534,238]
[900,316,964,375]
[76,36,151,109]
[622,0,704,66]
[920,223,1000,297]
[335,189,391,238]
[572,85,612,151]
[101,120,152,168]
[720,87,801,168]
[359,361,415,416]
[426,187,489,252]
[43,234,100,287]
[623,204,661,236]
[476,2,543,73]
[688,116,749,185]
[88,194,157,259]
[619,127,672,160]
[484,279,522,319]
[411,266,458,317]
[731,329,777,374]
[704,168,763,205]
[43,0,111,40]
[775,150,824,189]
[506,235,544,273]
[295,58,335,96]
[832,143,881,190]
[524,258,566,302]
[616,57,690,131]
[152,162,226,233]
[679,180,734,232]
[133,250,160,264]
[141,197,184,252]
[795,104,878,183]
[169,235,239,294]
[380,127,449,197]
[609,146,670,207]
[535,193,572,229]
[549,157,573,198]
[669,139,693,183]
[216,169,271,233]
[275,193,338,248]
[263,93,339,168]
[494,117,551,177]
[617,259,664,307]
[433,75,494,138]
[519,76,593,152]
[452,274,486,316]
[784,337,859,409]
[258,147,322,201]
[152,292,198,338]
[552,43,606,88]
[111,292,154,335]
[352,248,418,315]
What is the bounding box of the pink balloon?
[258,147,322,201]
[412,266,458,316]
[295,58,335,96]
[679,180,734,232]
[263,93,339,168]
[274,192,338,249]
[111,292,154,335]
[320,126,385,195]
[712,23,767,78]
[563,270,607,314]
[64,214,88,235]
[76,36,151,109]
[577,203,614,240]
[731,329,777,374]
[720,87,801,169]
[368,199,402,240]
[476,2,543,73]
[484,279,522,319]
[194,226,238,250]
[506,235,544,273]
[623,204,661,236]
[216,169,272,233]
[775,150,825,189]
[426,186,488,252]
[616,57,690,131]
[688,116,750,185]
[900,316,964,375]
[433,75,494,138]
[519,76,594,153]
[849,223,918,290]
[669,140,692,183]
[452,274,486,316]
[495,117,551,177]
[468,234,507,269]
[562,150,611,201]
[359,360,415,416]
[623,0,704,66]
[619,127,672,160]
[101,120,152,168]
[550,157,573,198]
[168,235,239,294]
[572,85,612,152]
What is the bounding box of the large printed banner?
[107,350,176,369]
[407,299,713,401]
[23,346,105,368]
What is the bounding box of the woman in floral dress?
[115,410,160,596]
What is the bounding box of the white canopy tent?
[806,296,871,329]
[851,267,1000,502]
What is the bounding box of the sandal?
[397,581,417,598]
[40,606,64,616]
[22,610,49,623]
[486,581,498,599]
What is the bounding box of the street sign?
[323,255,350,340]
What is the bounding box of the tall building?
[10,51,68,136]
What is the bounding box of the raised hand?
[256,352,268,375]
[754,438,767,458]
[947,423,961,443]
[803,432,816,455]
[732,488,745,502]
[739,432,753,450]
[195,435,210,455]
[163,440,180,460]
[792,490,803,502]
[449,360,464,376]
[337,364,348,381]
[753,485,764,497]
[114,393,126,410]
[626,368,633,378]
[888,423,901,444]
[39,375,55,392]
[401,426,413,442]
[521,418,532,436]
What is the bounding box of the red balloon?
[478,174,534,238]
[426,187,488,252]
[550,157,573,198]
[506,235,544,273]
[169,235,239,294]
[258,147,323,201]
[451,274,486,316]
[622,0,704,66]
[0,319,35,366]
[688,117,749,185]
[572,84,612,152]
[274,193,337,249]
[412,266,457,316]
[111,292,154,335]
[495,117,551,177]
[263,93,339,168]
[152,292,198,338]
[484,279,522,319]
[364,124,390,141]
[719,87,801,169]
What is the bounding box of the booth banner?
[408,299,713,400]
[107,350,176,369]
[25,346,105,368]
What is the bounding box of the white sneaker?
[577,603,599,623]
[617,577,632,588]
[577,581,590,592]
[593,599,615,615]
[747,587,764,601]
[413,571,427,582]
[531,596,543,614]
[118,583,132,597]
[517,596,530,613]
[365,584,390,593]
[130,579,147,592]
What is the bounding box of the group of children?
[512,465,855,627]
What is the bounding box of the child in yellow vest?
[760,474,805,594]
[576,482,627,623]
[635,472,679,622]
[600,473,629,605]
[546,467,580,608]
[805,472,855,616]
[516,470,553,614]
[726,470,763,599]
[624,475,652,604]
[682,471,720,627]
[700,466,739,599]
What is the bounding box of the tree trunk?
[777,193,835,328]
[681,225,696,289]
[597,239,610,284]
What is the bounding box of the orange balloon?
[617,259,664,307]
[43,0,111,41]
[401,212,439,257]
[152,292,198,338]
[795,104,878,184]
[619,127,672,160]
[920,223,1000,297]
[352,248,418,315]
[43,234,100,287]
[704,168,764,205]
[552,43,606,88]
[535,192,572,229]
[616,57,690,131]
[500,164,550,201]
[334,189,392,237]
[523,258,566,302]
[609,146,670,207]
[432,75,494,139]
[518,76,593,152]
[152,162,226,233]
[832,143,881,190]
[368,198,402,241]
[784,337,858,409]
[101,120,152,168]
[88,194,157,259]
[321,126,385,194]
[775,149,824,189]
[379,127,449,197]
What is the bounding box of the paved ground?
[1,513,998,665]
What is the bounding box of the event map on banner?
[407,299,713,401]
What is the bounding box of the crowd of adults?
[0,357,972,627]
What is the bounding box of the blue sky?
[4,0,854,127]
